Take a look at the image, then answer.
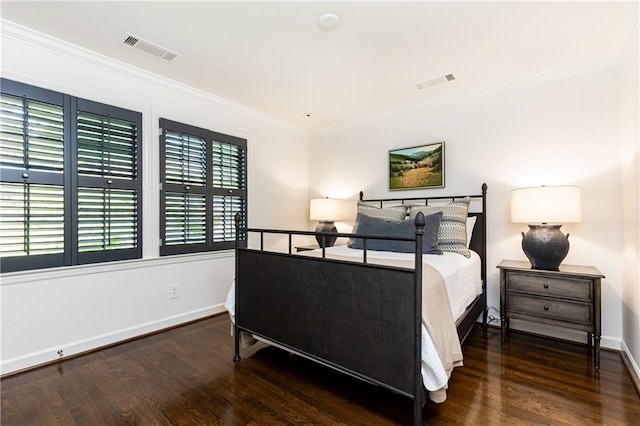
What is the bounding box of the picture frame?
[389,142,444,190]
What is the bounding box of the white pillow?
[466,216,477,247]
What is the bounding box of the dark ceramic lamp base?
[521,224,570,271]
[315,221,337,248]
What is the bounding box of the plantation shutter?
[0,79,143,272]
[75,100,142,264]
[159,119,247,255]
[0,87,66,272]
[212,137,246,250]
[160,120,208,255]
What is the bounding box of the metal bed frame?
[233,183,487,425]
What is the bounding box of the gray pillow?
[348,212,443,254]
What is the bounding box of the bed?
[230,184,487,426]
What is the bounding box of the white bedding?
[225,246,482,402]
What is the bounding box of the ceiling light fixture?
[318,13,340,31]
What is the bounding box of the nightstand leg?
[501,318,508,347]
[587,332,592,350]
[594,334,600,370]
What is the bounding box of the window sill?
[0,250,235,286]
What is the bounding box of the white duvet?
[225,246,482,402]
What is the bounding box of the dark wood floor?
[2,315,639,425]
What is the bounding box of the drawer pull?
[543,283,549,289]
[544,305,549,311]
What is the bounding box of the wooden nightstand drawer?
[507,272,592,302]
[507,294,592,325]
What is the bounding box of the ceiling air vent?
[416,73,456,90]
[121,33,181,63]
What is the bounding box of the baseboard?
[1,304,227,376]
[620,341,640,398]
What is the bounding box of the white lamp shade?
[511,186,582,224]
[310,198,343,221]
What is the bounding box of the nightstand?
[295,244,320,252]
[497,260,605,369]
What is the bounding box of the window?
[159,118,246,256]
[0,79,143,272]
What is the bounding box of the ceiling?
[1,1,637,129]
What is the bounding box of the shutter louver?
[213,195,245,242]
[212,141,245,190]
[165,192,206,245]
[78,187,137,252]
[0,94,64,173]
[165,131,206,186]
[77,112,137,179]
[0,182,64,256]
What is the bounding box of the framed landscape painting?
[389,142,444,190]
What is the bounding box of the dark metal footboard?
[234,213,427,425]
[236,250,418,396]
[232,184,487,426]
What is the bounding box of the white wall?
[309,60,629,357]
[0,22,309,374]
[620,11,640,378]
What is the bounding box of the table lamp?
[310,198,343,247]
[511,185,582,270]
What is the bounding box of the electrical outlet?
[169,283,180,300]
[57,349,64,357]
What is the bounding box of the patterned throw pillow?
[408,197,471,257]
[356,200,407,221]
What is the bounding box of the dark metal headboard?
[359,183,488,284]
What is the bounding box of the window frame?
[0,78,143,273]
[159,118,247,256]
